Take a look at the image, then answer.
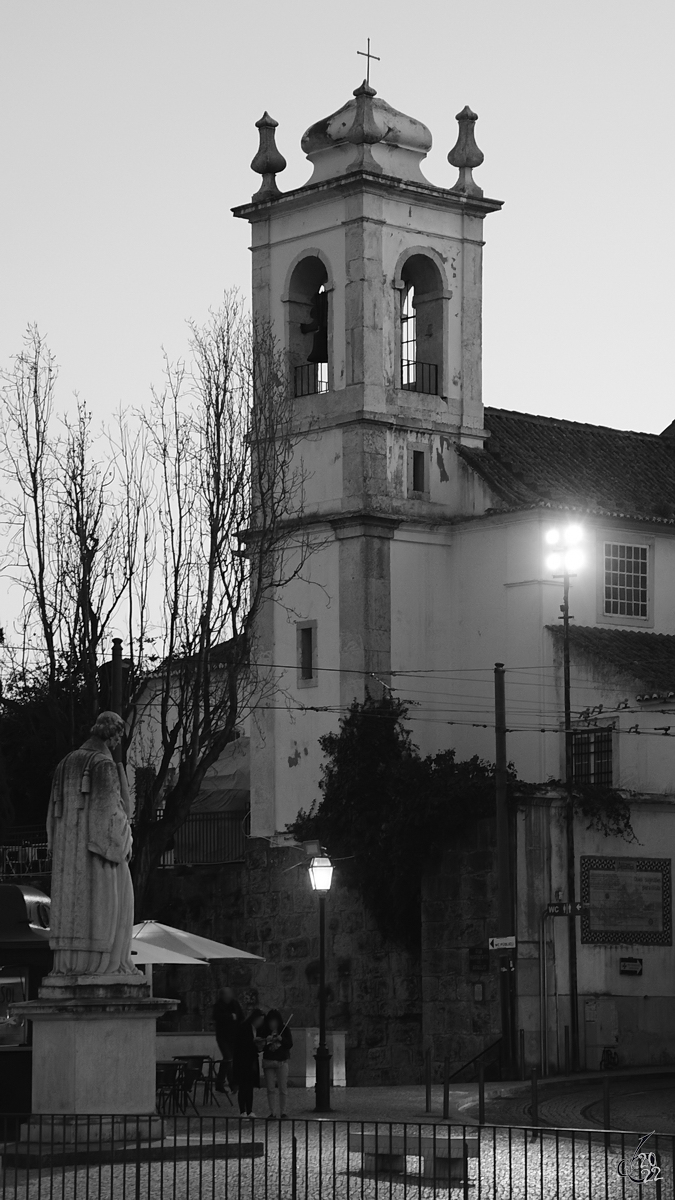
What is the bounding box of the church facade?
[229,83,675,1075]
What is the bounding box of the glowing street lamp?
[544,523,584,1073]
[309,854,333,1111]
[544,524,585,575]
[308,856,333,892]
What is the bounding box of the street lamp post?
[309,854,333,1112]
[544,525,583,1073]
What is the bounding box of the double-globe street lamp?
[308,853,334,1112]
[544,522,584,1073]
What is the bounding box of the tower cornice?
[232,169,503,224]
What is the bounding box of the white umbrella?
[129,940,207,966]
[132,920,264,962]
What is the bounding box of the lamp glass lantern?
[544,524,585,574]
[309,856,333,892]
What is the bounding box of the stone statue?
[46,712,142,978]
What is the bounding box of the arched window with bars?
[287,256,330,398]
[399,255,442,396]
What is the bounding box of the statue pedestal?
[13,975,178,1115]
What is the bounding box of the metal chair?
[155,1061,181,1115]
[204,1057,232,1106]
[172,1058,202,1113]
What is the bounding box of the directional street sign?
[488,935,516,950]
[620,957,643,976]
[547,901,589,916]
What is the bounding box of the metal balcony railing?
[402,360,439,396]
[294,363,329,398]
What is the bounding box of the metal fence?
[160,812,247,867]
[0,813,248,878]
[0,1115,670,1198]
[0,830,50,879]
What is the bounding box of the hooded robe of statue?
[46,736,139,977]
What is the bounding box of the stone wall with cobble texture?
[146,838,423,1085]
[421,816,502,1076]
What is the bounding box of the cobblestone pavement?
[464,1071,675,1136]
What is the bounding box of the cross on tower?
[357,38,380,87]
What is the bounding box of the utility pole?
[315,891,331,1111]
[560,575,580,1072]
[494,663,516,1078]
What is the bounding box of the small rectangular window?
[412,450,425,494]
[572,729,613,786]
[300,627,313,679]
[604,543,648,618]
[296,621,318,689]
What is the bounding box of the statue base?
[12,976,178,1115]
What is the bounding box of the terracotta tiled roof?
[458,409,675,524]
[548,626,675,693]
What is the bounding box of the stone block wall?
[146,838,423,1085]
[421,816,502,1076]
[146,822,502,1085]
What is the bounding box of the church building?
[232,78,675,1077]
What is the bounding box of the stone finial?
[448,106,484,197]
[346,81,382,146]
[251,112,287,202]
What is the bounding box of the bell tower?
[234,83,502,837]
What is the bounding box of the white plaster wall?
[249,535,341,836]
[292,425,343,511]
[390,510,675,791]
[545,799,675,1069]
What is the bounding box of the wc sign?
[619,957,643,976]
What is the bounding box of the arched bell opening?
[400,255,443,396]
[287,256,330,398]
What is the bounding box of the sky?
[0,1,673,434]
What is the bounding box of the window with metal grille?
[401,283,438,395]
[571,729,613,786]
[604,543,648,618]
[294,362,328,398]
[401,284,417,389]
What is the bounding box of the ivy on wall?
[287,693,516,949]
[572,782,637,842]
[288,694,637,948]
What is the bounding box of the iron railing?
[401,360,438,396]
[0,812,248,878]
[0,1114,670,1198]
[160,811,247,867]
[0,830,50,879]
[294,363,329,398]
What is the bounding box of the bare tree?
[1,299,310,911]
[0,326,153,754]
[129,291,310,913]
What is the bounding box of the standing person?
[261,1009,293,1119]
[212,986,244,1093]
[232,1007,265,1117]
